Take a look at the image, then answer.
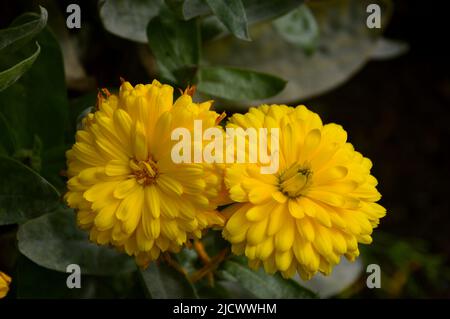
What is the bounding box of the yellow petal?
[275,218,294,251]
[114,178,137,199]
[296,217,315,242]
[145,185,160,218]
[94,200,119,231]
[275,250,293,271]
[133,121,148,161]
[246,202,272,222]
[105,159,131,176]
[247,218,268,245]
[113,109,132,143]
[84,181,118,202]
[267,204,286,236]
[157,175,183,196]
[288,198,304,218]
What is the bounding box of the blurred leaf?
[0,42,40,92]
[16,255,143,299]
[218,257,316,298]
[370,38,409,61]
[0,7,47,91]
[0,26,69,186]
[166,0,210,20]
[205,0,249,41]
[0,6,47,54]
[180,0,304,23]
[201,0,304,41]
[197,66,286,101]
[140,262,198,298]
[0,112,16,155]
[296,258,363,298]
[99,0,164,43]
[273,4,319,54]
[147,11,200,85]
[204,0,392,106]
[244,0,304,25]
[17,208,137,275]
[13,135,42,172]
[0,156,59,226]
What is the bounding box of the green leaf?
[0,26,69,185]
[99,0,164,43]
[197,66,286,101]
[370,38,409,61]
[273,4,319,54]
[0,6,47,54]
[205,0,249,40]
[166,0,211,20]
[218,257,317,298]
[297,258,363,298]
[147,11,200,85]
[204,0,393,105]
[179,0,304,23]
[0,156,60,225]
[0,112,16,155]
[200,0,304,42]
[140,262,198,298]
[0,6,48,91]
[244,0,304,25]
[0,42,40,92]
[17,208,137,275]
[16,255,143,299]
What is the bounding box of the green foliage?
[169,0,304,24]
[0,156,60,225]
[147,9,200,85]
[218,257,317,299]
[16,255,143,299]
[140,262,198,298]
[0,6,47,91]
[204,0,393,105]
[0,6,47,53]
[197,66,286,100]
[17,208,137,275]
[166,0,211,20]
[243,0,305,24]
[99,0,164,43]
[0,22,69,189]
[273,4,319,54]
[205,0,250,41]
[0,42,40,92]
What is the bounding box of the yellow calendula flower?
[0,271,11,299]
[65,80,225,267]
[222,104,386,280]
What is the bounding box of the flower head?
[65,80,225,267]
[0,271,11,299]
[222,104,386,279]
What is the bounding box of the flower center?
[130,158,158,185]
[278,163,313,198]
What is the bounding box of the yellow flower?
[222,104,386,280]
[0,271,11,299]
[65,80,225,267]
